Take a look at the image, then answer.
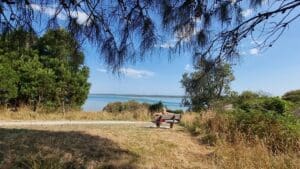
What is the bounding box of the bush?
[102,100,149,113]
[234,95,291,115]
[181,91,300,153]
[239,91,260,100]
[262,97,286,114]
[228,109,300,153]
[181,110,300,153]
[282,89,300,104]
[148,101,164,113]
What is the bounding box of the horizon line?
[88,93,184,97]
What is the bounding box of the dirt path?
[0,120,151,126]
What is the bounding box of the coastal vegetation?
[0,1,300,168]
[181,60,234,111]
[181,111,300,168]
[0,29,90,112]
[0,100,186,121]
[103,100,149,114]
[180,65,300,168]
[0,108,150,121]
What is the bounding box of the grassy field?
[0,123,213,169]
[1,109,299,169]
[0,108,151,121]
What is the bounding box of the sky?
[85,21,300,96]
[28,2,300,96]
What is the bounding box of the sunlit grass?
[180,112,300,169]
[0,107,151,121]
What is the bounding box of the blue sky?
[85,18,300,96]
[29,2,300,96]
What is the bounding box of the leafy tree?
[181,60,234,111]
[37,29,84,71]
[0,60,19,106]
[36,29,90,112]
[1,1,299,70]
[18,56,55,111]
[282,90,300,105]
[0,29,90,111]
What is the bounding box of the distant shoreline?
[88,93,184,98]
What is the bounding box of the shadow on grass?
[0,128,139,169]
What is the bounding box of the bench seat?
[152,114,181,128]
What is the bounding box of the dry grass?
[180,112,300,169]
[0,124,213,169]
[210,141,300,169]
[1,109,299,169]
[0,107,151,121]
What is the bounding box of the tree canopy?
[0,0,299,71]
[0,29,90,111]
[181,60,234,111]
[282,90,300,105]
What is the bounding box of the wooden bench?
[152,114,181,128]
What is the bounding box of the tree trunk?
[217,78,225,98]
[62,99,65,117]
[33,95,41,112]
[13,98,18,112]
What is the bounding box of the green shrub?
[181,110,300,153]
[235,95,291,115]
[282,90,300,104]
[262,97,287,114]
[148,101,164,113]
[239,91,260,100]
[228,109,300,153]
[103,100,149,113]
[182,91,300,153]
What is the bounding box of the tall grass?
[180,111,300,169]
[0,107,151,121]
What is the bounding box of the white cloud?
[30,4,66,20]
[241,9,253,18]
[249,48,260,55]
[120,68,154,79]
[159,42,176,49]
[30,4,91,25]
[184,64,194,72]
[70,11,92,25]
[96,67,154,78]
[240,51,247,55]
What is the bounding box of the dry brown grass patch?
[0,108,151,121]
[0,124,213,169]
[180,112,300,169]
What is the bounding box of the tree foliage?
[181,60,234,111]
[0,29,90,111]
[282,90,300,105]
[0,0,299,71]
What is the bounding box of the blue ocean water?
[82,94,187,112]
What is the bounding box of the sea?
[82,94,187,112]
